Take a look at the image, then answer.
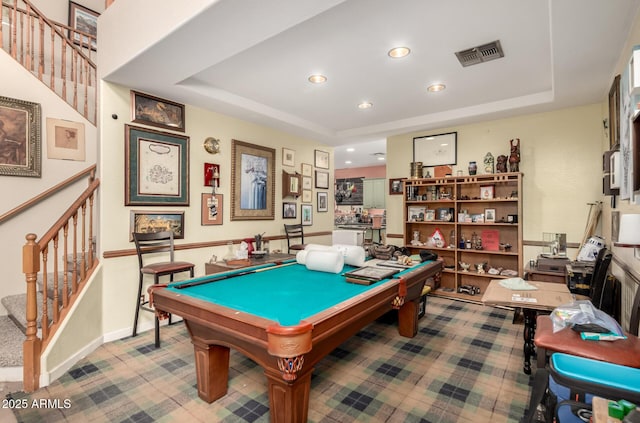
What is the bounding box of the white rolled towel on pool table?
[331,244,366,267]
[304,249,344,274]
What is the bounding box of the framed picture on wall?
[0,95,41,177]
[68,1,99,50]
[282,148,295,167]
[301,204,313,226]
[201,193,223,225]
[129,210,184,241]
[314,149,329,169]
[301,163,312,176]
[317,192,328,212]
[315,170,329,189]
[46,118,85,161]
[230,139,275,220]
[131,90,185,132]
[283,202,297,219]
[124,125,190,206]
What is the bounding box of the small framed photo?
[314,149,329,169]
[46,117,85,161]
[301,204,313,226]
[302,176,312,190]
[389,178,404,195]
[471,213,485,223]
[480,185,494,200]
[425,209,436,221]
[407,206,426,222]
[317,191,328,212]
[302,189,312,203]
[315,170,330,189]
[131,90,185,132]
[484,208,496,223]
[201,193,223,225]
[129,211,184,241]
[283,202,297,219]
[282,147,295,167]
[301,163,312,176]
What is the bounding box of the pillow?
[304,250,344,274]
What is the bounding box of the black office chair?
[284,223,306,254]
[132,231,194,348]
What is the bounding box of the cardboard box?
[481,280,574,311]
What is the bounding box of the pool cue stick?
[174,260,298,289]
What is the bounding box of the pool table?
[152,259,442,423]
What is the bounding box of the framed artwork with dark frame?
[231,139,275,220]
[0,95,41,177]
[131,90,185,132]
[301,204,313,226]
[68,1,98,50]
[389,178,404,195]
[314,149,329,169]
[609,74,621,150]
[283,202,297,219]
[201,193,223,225]
[317,191,328,212]
[315,170,329,189]
[124,124,190,206]
[484,208,496,223]
[413,132,457,167]
[129,210,185,241]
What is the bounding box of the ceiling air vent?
[455,40,504,67]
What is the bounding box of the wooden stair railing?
[21,168,100,392]
[0,0,97,124]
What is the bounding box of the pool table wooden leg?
[264,368,312,423]
[397,298,420,337]
[191,338,230,403]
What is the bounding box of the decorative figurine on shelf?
[496,154,508,173]
[484,152,494,174]
[458,261,471,272]
[509,138,520,172]
[476,263,486,274]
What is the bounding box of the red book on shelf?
[481,230,500,251]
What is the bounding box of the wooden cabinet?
[403,172,523,301]
[282,170,301,198]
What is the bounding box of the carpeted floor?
[6,297,532,422]
[0,316,24,367]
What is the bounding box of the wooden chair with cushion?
[132,231,195,348]
[284,223,306,254]
[534,280,640,370]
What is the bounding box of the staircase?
[0,0,101,388]
[1,0,97,124]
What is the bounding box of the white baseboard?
[40,335,104,387]
[103,316,183,344]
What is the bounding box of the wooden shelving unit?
[403,172,523,301]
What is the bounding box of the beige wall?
[386,104,605,265]
[98,82,334,336]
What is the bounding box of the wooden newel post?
[23,233,41,392]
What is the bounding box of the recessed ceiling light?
[346,147,355,152]
[427,83,446,92]
[377,157,385,161]
[388,47,410,58]
[308,74,327,84]
[358,102,373,109]
[345,160,352,164]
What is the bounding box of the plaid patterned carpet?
[7,297,532,422]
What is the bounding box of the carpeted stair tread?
[37,271,76,299]
[1,293,52,332]
[0,316,24,366]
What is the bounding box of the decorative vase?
[468,161,477,175]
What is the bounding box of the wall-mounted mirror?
[412,132,457,167]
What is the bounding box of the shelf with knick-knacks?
[204,163,220,188]
[403,172,523,301]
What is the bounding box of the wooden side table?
[525,263,566,284]
[205,253,295,275]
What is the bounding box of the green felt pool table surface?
[167,260,426,326]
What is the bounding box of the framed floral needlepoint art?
[125,125,190,206]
